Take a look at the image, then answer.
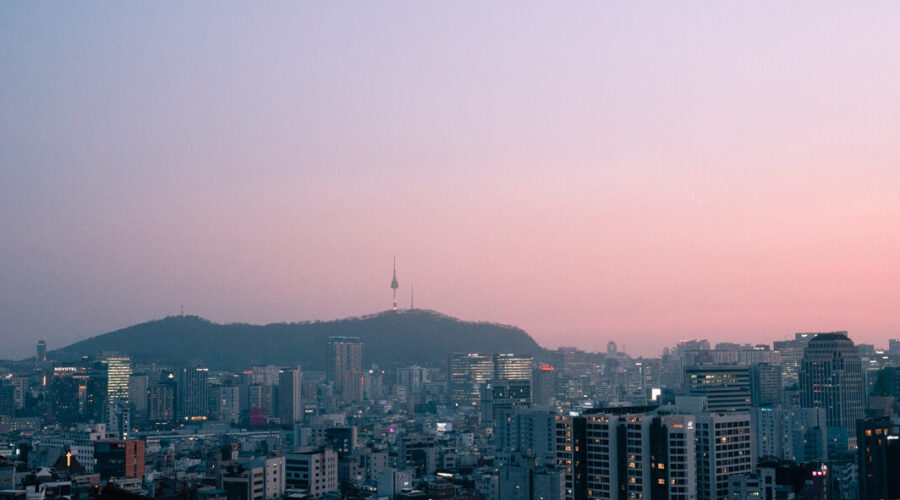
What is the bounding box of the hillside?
[49,310,550,370]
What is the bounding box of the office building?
[726,469,775,500]
[494,354,533,382]
[214,384,241,424]
[449,353,495,407]
[449,353,534,408]
[178,368,209,421]
[533,364,556,407]
[36,340,47,365]
[285,447,338,497]
[774,333,815,387]
[94,440,145,481]
[278,367,302,426]
[104,356,131,405]
[555,406,697,500]
[481,378,532,423]
[127,373,149,422]
[396,365,429,394]
[695,412,753,500]
[221,457,285,500]
[327,337,363,404]
[799,332,866,437]
[750,363,783,407]
[857,416,900,500]
[685,365,751,412]
[148,375,177,425]
[496,409,557,463]
[498,455,565,500]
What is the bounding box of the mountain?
[49,309,551,370]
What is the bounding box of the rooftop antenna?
[180,304,184,317]
[410,283,414,310]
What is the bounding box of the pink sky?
[1,2,899,357]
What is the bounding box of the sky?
[2,2,900,359]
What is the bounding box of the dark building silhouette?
[178,368,209,421]
[750,362,783,407]
[36,340,47,366]
[94,440,145,481]
[857,417,900,500]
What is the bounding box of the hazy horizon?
[3,2,900,359]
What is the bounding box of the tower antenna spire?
[410,283,414,310]
[390,256,399,311]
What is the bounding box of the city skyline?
[3,2,900,359]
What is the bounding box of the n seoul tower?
[391,257,399,311]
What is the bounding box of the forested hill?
[49,309,550,370]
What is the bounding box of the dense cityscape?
[4,3,900,500]
[1,286,899,500]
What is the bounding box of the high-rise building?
[327,337,363,403]
[496,409,556,464]
[774,333,815,387]
[278,367,302,426]
[36,340,47,366]
[685,365,751,412]
[104,356,131,405]
[248,383,274,423]
[555,406,697,500]
[105,403,131,439]
[449,353,534,408]
[494,354,533,382]
[9,377,27,410]
[85,364,109,422]
[178,368,209,421]
[533,364,556,407]
[751,406,827,463]
[396,365,429,394]
[50,367,83,425]
[217,384,241,423]
[799,332,866,437]
[148,374,177,425]
[695,412,753,500]
[127,373,149,422]
[0,385,15,418]
[449,353,495,407]
[481,379,532,423]
[750,363,783,407]
[857,416,900,500]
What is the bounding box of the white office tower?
[285,447,338,497]
[695,412,754,500]
[105,403,131,439]
[751,407,784,460]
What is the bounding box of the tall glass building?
[104,356,132,404]
[799,332,866,436]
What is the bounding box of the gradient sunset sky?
[2,2,900,358]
